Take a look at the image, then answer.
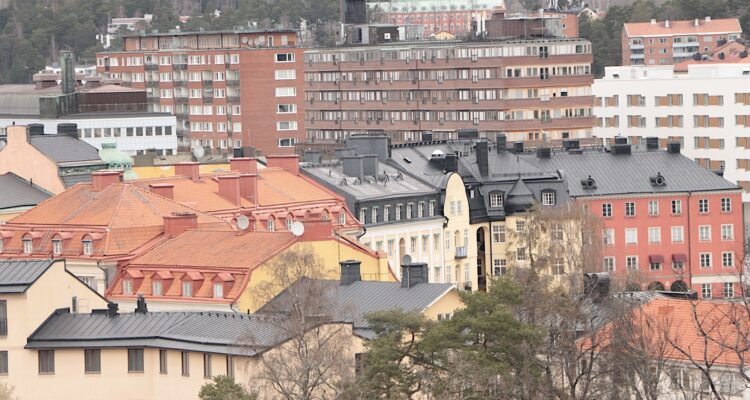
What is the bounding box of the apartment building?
[303,37,595,147]
[622,17,742,66]
[593,63,750,202]
[368,0,497,36]
[95,29,305,156]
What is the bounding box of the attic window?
[489,192,504,208]
[650,172,666,187]
[581,176,596,190]
[152,280,163,296]
[52,239,62,255]
[213,283,224,298]
[82,239,93,256]
[21,236,33,254]
[123,279,133,295]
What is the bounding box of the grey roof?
[28,134,102,165]
[60,173,95,188]
[0,259,55,293]
[26,309,308,356]
[0,173,52,210]
[521,149,740,197]
[260,279,455,339]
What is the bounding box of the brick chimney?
[163,212,198,237]
[266,155,299,175]
[230,157,258,174]
[300,218,334,241]
[149,183,175,200]
[91,170,123,192]
[238,174,258,203]
[174,162,200,181]
[217,175,241,206]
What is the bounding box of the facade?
[303,37,595,148]
[0,125,107,194]
[622,17,742,66]
[592,63,750,201]
[368,0,498,36]
[0,173,51,221]
[301,134,475,285]
[95,30,306,157]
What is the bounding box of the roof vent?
[581,175,596,189]
[650,172,666,186]
[134,295,148,314]
[431,149,445,158]
[614,136,628,145]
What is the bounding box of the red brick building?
[622,17,742,66]
[96,30,306,157]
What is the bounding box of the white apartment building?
[593,62,750,203]
[0,113,178,156]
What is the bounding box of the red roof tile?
[624,18,741,37]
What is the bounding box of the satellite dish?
[192,146,205,159]
[290,221,305,237]
[236,215,250,231]
[402,254,412,265]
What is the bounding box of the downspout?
[441,216,449,284]
[686,191,693,291]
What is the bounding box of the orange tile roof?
[624,18,741,37]
[131,175,253,212]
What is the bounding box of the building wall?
[304,39,595,145]
[593,64,750,201]
[129,163,231,180]
[421,288,463,319]
[0,126,65,193]
[441,173,477,290]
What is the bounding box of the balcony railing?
[455,246,468,259]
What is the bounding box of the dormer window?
[123,279,133,295]
[213,283,224,298]
[0,238,3,253]
[22,236,33,254]
[541,190,556,206]
[152,280,163,296]
[267,217,275,232]
[82,239,93,256]
[52,239,62,255]
[286,216,293,231]
[182,281,193,297]
[322,210,330,220]
[339,212,346,225]
[489,192,504,208]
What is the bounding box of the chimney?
[57,123,78,138]
[91,170,123,192]
[347,134,391,162]
[134,294,148,314]
[495,134,507,153]
[149,183,174,200]
[334,147,357,159]
[421,131,433,141]
[665,20,670,28]
[361,154,379,178]
[106,302,119,317]
[174,162,200,181]
[342,156,364,181]
[401,263,428,288]
[303,150,323,164]
[60,50,76,95]
[705,16,711,22]
[513,142,524,153]
[27,123,45,136]
[445,153,459,173]
[163,211,198,237]
[217,175,242,206]
[266,155,299,175]
[650,19,656,24]
[340,260,362,285]
[536,147,551,158]
[645,137,659,150]
[229,157,258,174]
[475,140,489,177]
[238,173,258,203]
[667,141,681,154]
[610,143,632,155]
[694,18,699,27]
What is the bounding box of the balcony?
[629,43,644,50]
[173,79,187,87]
[227,95,241,103]
[203,79,213,87]
[172,63,187,70]
[455,246,468,259]
[144,63,159,71]
[629,53,645,59]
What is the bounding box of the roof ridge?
[127,184,228,223]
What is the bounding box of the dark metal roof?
[260,279,455,339]
[60,174,96,188]
[0,259,55,293]
[28,135,102,164]
[26,309,304,356]
[0,173,52,210]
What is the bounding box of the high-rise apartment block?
[303,38,595,146]
[622,17,742,66]
[96,30,305,157]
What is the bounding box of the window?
[625,228,638,244]
[603,257,615,272]
[721,251,735,268]
[724,282,735,298]
[672,261,684,271]
[339,212,346,225]
[650,262,662,271]
[203,354,212,378]
[700,253,712,268]
[275,53,295,62]
[0,351,7,375]
[671,226,684,243]
[277,104,297,114]
[417,202,424,218]
[516,220,526,234]
[82,240,93,255]
[701,283,712,299]
[492,225,506,243]
[359,208,367,223]
[493,259,507,276]
[721,197,732,212]
[39,350,54,374]
[721,224,734,241]
[181,351,190,376]
[213,283,224,298]
[278,138,297,147]
[517,248,527,262]
[429,200,435,216]
[230,54,240,64]
[85,349,101,374]
[699,225,711,241]
[489,193,503,208]
[182,281,192,297]
[410,237,417,253]
[406,203,413,219]
[603,229,615,246]
[395,205,401,220]
[648,227,661,243]
[371,207,378,224]
[671,200,682,215]
[152,280,163,296]
[552,258,565,276]
[648,201,659,216]
[698,199,709,213]
[128,349,144,372]
[625,202,635,216]
[602,203,612,217]
[226,355,234,379]
[123,279,133,295]
[267,218,275,232]
[626,256,638,271]
[277,121,298,131]
[160,349,168,374]
[275,87,297,97]
[52,239,62,255]
[22,237,33,254]
[542,191,556,206]
[274,69,296,80]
